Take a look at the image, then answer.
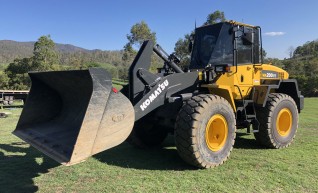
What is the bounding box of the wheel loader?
[13,21,304,168]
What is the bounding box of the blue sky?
[0,0,317,59]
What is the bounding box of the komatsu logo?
[140,80,169,111]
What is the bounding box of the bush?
[0,71,9,89]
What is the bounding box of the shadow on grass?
[94,134,265,170]
[94,135,195,171]
[0,142,58,193]
[234,132,265,149]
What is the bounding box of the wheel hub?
[205,114,228,151]
[276,108,292,137]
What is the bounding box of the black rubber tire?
[174,94,236,168]
[122,85,169,148]
[253,93,298,148]
[127,118,169,149]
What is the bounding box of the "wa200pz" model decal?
[261,70,278,79]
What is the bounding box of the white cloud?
[264,32,286,36]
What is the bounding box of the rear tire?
[175,94,236,168]
[253,93,298,148]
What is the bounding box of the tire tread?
[175,94,236,168]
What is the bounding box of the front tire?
[254,93,298,148]
[175,94,236,168]
[127,114,168,149]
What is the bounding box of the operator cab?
[189,21,261,70]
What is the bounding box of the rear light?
[112,87,118,93]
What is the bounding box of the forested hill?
[270,40,318,97]
[0,40,34,63]
[0,40,123,65]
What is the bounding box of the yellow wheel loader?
[13,21,304,168]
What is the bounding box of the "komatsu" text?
[140,80,169,111]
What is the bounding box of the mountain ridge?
[0,40,119,64]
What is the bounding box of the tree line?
[267,40,318,97]
[0,41,125,66]
[0,36,130,89]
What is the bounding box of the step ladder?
[235,87,259,133]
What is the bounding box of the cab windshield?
[189,23,233,69]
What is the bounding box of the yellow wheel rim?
[205,114,228,152]
[276,108,292,137]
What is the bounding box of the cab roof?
[197,20,258,29]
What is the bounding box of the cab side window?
[236,28,253,64]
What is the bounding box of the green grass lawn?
[0,98,317,193]
[112,83,123,90]
[112,80,127,90]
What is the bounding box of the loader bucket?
[13,68,135,166]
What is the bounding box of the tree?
[293,40,318,58]
[0,71,9,89]
[5,58,33,75]
[205,10,226,25]
[4,35,61,89]
[287,46,295,58]
[174,34,192,68]
[123,21,156,64]
[5,58,33,89]
[304,58,318,77]
[127,21,156,48]
[122,43,137,64]
[33,35,59,71]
